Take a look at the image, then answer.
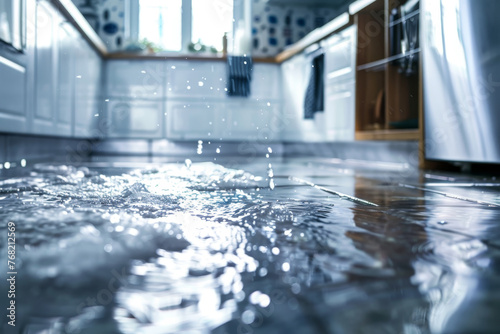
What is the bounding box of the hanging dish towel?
[227,55,253,97]
[304,53,325,119]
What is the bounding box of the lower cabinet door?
[166,101,219,140]
[107,99,163,139]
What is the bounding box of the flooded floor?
[1,157,500,333]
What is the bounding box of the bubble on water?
[249,291,261,304]
[258,294,270,308]
[241,309,255,324]
[110,214,120,224]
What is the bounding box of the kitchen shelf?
[357,48,421,71]
[353,0,421,142]
[355,129,419,141]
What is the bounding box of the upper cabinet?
[29,0,102,138]
[32,0,57,135]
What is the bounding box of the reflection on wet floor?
[1,158,500,333]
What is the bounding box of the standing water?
[1,159,500,333]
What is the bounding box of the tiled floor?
[1,156,499,333]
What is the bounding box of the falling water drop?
[438,221,448,225]
[197,140,203,155]
[185,159,192,169]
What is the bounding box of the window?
[138,0,183,51]
[191,0,233,51]
[133,0,234,53]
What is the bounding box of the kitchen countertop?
[53,0,373,63]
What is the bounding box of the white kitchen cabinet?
[250,64,281,102]
[106,60,166,99]
[324,81,355,141]
[166,101,221,140]
[0,55,27,133]
[223,100,280,141]
[74,36,102,138]
[32,0,57,135]
[166,60,227,99]
[107,99,163,139]
[55,21,76,136]
[281,53,325,142]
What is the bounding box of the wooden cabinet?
[351,0,420,140]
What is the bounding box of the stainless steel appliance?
[0,0,25,51]
[422,0,500,163]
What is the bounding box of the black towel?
[227,56,253,97]
[304,53,324,119]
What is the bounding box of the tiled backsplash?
[72,0,126,51]
[251,0,339,57]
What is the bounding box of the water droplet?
[267,102,271,106]
[438,221,448,225]
[272,247,280,255]
[187,86,191,90]
[198,81,204,87]
[269,179,275,190]
[185,159,192,169]
[282,262,290,272]
[104,244,113,252]
[171,65,176,69]
[141,70,146,74]
[216,148,221,154]
[20,159,27,167]
[268,147,273,153]
[4,162,11,169]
